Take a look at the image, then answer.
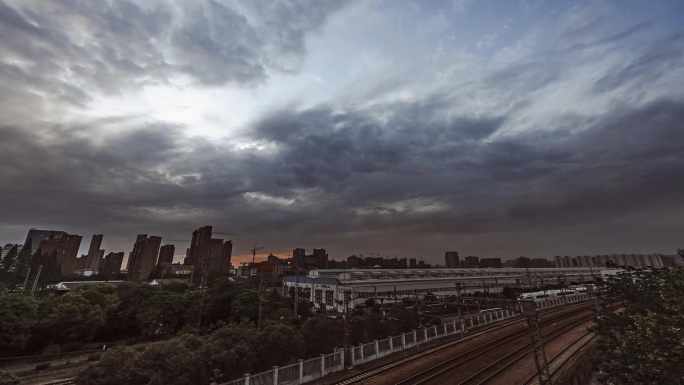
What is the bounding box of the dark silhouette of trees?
[0,292,39,356]
[593,266,684,384]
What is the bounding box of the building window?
[315,290,322,304]
[325,291,334,306]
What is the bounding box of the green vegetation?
[593,266,684,385]
[0,370,19,385]
[0,276,421,384]
[0,291,39,355]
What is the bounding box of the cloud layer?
[1,0,683,261]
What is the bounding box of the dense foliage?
[0,277,421,384]
[593,267,684,385]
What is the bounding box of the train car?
[518,289,578,301]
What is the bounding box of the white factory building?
[282,267,617,312]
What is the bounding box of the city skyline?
[1,1,684,261]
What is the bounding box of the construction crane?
[251,246,265,264]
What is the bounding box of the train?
[518,285,596,301]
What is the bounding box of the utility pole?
[343,290,352,367]
[257,273,263,330]
[197,276,207,328]
[521,300,553,385]
[293,286,299,316]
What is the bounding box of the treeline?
[592,265,684,384]
[0,277,421,384]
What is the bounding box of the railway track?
[456,313,594,385]
[393,309,593,385]
[521,332,598,385]
[334,301,592,385]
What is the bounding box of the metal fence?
[220,293,590,385]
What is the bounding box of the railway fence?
[219,293,592,385]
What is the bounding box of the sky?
[1,0,683,265]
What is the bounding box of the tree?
[0,245,18,272]
[41,284,119,342]
[593,267,684,385]
[135,290,187,337]
[257,323,305,367]
[0,370,19,385]
[0,292,39,356]
[300,317,343,357]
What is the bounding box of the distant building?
[530,258,552,268]
[516,256,531,268]
[185,225,212,266]
[445,251,460,268]
[83,234,105,272]
[127,234,162,281]
[23,229,55,254]
[555,253,671,269]
[267,253,281,265]
[347,255,362,269]
[409,258,417,268]
[313,248,328,269]
[292,248,306,269]
[157,263,193,278]
[184,225,232,276]
[207,238,232,273]
[32,230,82,276]
[327,259,347,269]
[463,256,479,268]
[479,258,502,268]
[157,244,175,266]
[1,243,19,260]
[101,252,124,276]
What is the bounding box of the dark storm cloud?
[1,0,683,258]
[0,0,347,99]
[243,98,684,237]
[1,98,683,255]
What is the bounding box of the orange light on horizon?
[232,252,290,266]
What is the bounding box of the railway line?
[426,311,593,384]
[333,301,593,385]
[521,333,598,385]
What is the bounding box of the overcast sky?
[1,0,683,264]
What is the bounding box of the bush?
[88,353,101,361]
[34,362,51,371]
[0,370,20,385]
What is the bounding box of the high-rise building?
[445,251,460,268]
[127,234,162,281]
[101,252,124,276]
[183,226,232,277]
[1,243,20,260]
[516,256,531,268]
[479,258,502,268]
[346,255,362,269]
[185,225,212,268]
[157,244,176,266]
[409,258,417,268]
[33,231,82,276]
[82,234,105,272]
[313,248,328,269]
[207,239,232,273]
[463,256,479,268]
[23,229,55,255]
[292,248,306,269]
